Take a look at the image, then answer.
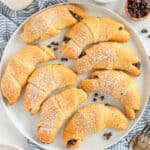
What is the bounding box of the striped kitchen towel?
[0,0,149,150]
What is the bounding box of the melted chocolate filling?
[69,10,83,21]
[64,37,71,44]
[92,75,98,79]
[79,51,86,58]
[132,62,141,69]
[67,139,77,146]
[119,27,123,30]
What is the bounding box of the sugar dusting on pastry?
[63,103,128,148]
[81,70,140,119]
[75,42,140,75]
[37,88,87,144]
[61,17,130,59]
[24,64,77,114]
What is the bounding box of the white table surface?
[0,0,149,149]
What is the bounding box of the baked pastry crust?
[61,16,130,59]
[75,42,141,76]
[1,45,56,105]
[20,4,87,43]
[81,70,140,119]
[24,64,77,114]
[37,88,87,144]
[63,103,127,148]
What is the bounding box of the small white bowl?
[0,144,24,150]
[94,0,119,3]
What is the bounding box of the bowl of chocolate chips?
[125,0,150,21]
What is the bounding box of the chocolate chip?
[61,57,68,61]
[51,42,55,45]
[108,132,112,136]
[69,10,83,21]
[79,51,86,58]
[105,103,110,106]
[94,93,98,97]
[67,139,77,146]
[100,96,105,100]
[47,45,51,48]
[127,0,150,18]
[141,29,148,33]
[119,27,123,30]
[121,93,123,95]
[103,132,112,140]
[64,37,71,44]
[132,62,141,69]
[51,42,59,46]
[93,98,97,102]
[148,35,150,38]
[54,47,58,51]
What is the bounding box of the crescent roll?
[61,16,130,59]
[1,45,56,105]
[75,42,141,76]
[63,103,128,148]
[37,88,87,144]
[24,64,77,114]
[20,4,87,43]
[81,70,140,119]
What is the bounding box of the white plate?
[94,0,119,4]
[0,2,150,150]
[0,144,24,150]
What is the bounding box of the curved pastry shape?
[63,103,128,148]
[37,88,87,144]
[61,16,130,59]
[24,64,77,114]
[75,42,141,76]
[1,45,56,105]
[20,4,87,43]
[81,70,140,119]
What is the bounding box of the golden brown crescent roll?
[1,45,56,105]
[20,4,87,43]
[61,16,130,59]
[63,103,128,148]
[81,70,140,119]
[37,88,87,144]
[24,64,77,114]
[75,42,141,76]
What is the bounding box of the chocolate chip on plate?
[100,96,105,100]
[51,41,59,46]
[94,93,98,97]
[148,35,150,38]
[103,132,112,140]
[93,98,97,102]
[47,45,51,48]
[54,47,58,51]
[141,29,148,33]
[61,57,68,61]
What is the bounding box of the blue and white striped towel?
[0,0,149,149]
